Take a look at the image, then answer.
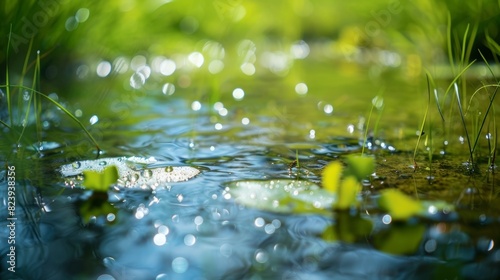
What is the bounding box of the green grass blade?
[0,119,11,129]
[443,60,476,100]
[2,84,101,153]
[33,50,42,143]
[6,25,12,127]
[454,83,473,164]
[446,13,455,75]
[413,74,431,169]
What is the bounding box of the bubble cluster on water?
[59,156,200,190]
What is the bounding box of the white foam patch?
[59,157,200,190]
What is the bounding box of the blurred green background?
[2,0,499,83]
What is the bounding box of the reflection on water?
[1,116,500,280]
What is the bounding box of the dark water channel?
[1,56,500,280]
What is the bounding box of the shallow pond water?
[1,56,500,280]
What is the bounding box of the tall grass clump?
[1,28,100,162]
[413,16,499,176]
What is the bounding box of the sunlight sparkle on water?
[188,52,204,68]
[162,83,175,95]
[323,104,334,114]
[184,234,196,246]
[113,57,128,73]
[131,55,147,71]
[309,129,315,139]
[191,101,201,111]
[153,233,167,246]
[194,216,204,226]
[160,59,176,76]
[255,249,269,264]
[241,62,256,75]
[242,117,250,125]
[172,257,189,273]
[264,224,276,234]
[130,72,146,89]
[382,214,392,224]
[295,82,308,95]
[347,124,355,134]
[290,40,310,59]
[208,60,224,73]
[89,115,99,125]
[254,217,265,227]
[96,61,111,77]
[96,274,115,280]
[218,108,228,116]
[233,88,245,100]
[75,8,90,23]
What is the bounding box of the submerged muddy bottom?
[1,95,500,280]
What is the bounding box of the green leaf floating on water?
[322,162,343,194]
[223,179,335,215]
[322,160,367,211]
[83,165,119,192]
[377,189,423,220]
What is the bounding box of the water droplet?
[128,173,139,183]
[232,88,245,100]
[165,166,173,172]
[130,72,146,89]
[177,194,184,202]
[160,59,176,76]
[103,257,115,268]
[290,40,310,59]
[220,243,233,258]
[254,217,265,227]
[208,60,224,74]
[106,213,116,222]
[96,61,112,77]
[72,161,81,169]
[382,214,392,224]
[172,214,180,223]
[22,91,30,101]
[372,96,384,109]
[323,104,334,114]
[184,234,196,246]
[172,257,189,273]
[156,273,169,280]
[141,169,153,178]
[191,101,202,111]
[162,83,175,95]
[154,233,167,246]
[96,274,115,280]
[255,250,269,264]
[188,52,204,68]
[99,161,107,166]
[90,115,99,125]
[75,8,90,23]
[194,216,203,226]
[158,225,169,235]
[264,224,276,234]
[240,62,255,75]
[295,82,308,95]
